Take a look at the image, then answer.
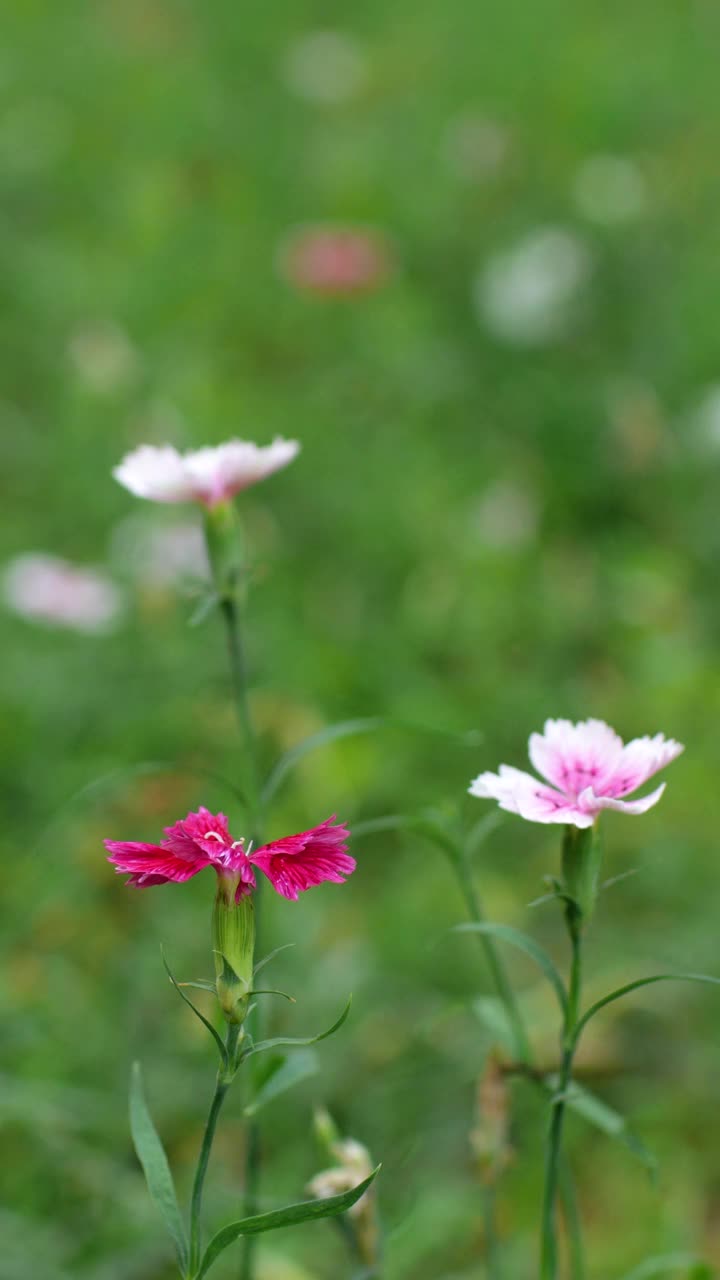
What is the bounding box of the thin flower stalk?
[470,717,683,1280]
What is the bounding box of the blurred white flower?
[688,384,720,451]
[443,115,510,182]
[68,322,139,393]
[113,438,300,507]
[470,480,540,550]
[573,154,648,225]
[282,30,368,104]
[3,555,123,633]
[475,227,592,345]
[110,514,209,587]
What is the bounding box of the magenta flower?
[113,438,300,509]
[469,718,683,828]
[105,808,354,901]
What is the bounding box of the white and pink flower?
[470,718,683,828]
[113,438,300,509]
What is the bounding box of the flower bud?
[203,500,245,603]
[212,877,255,1024]
[308,1113,379,1266]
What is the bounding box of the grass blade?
[128,1063,188,1273]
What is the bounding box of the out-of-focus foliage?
[2,0,720,1276]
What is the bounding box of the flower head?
[105,807,354,901]
[113,438,300,508]
[277,224,392,296]
[469,718,683,828]
[3,553,123,633]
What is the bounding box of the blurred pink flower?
[113,438,300,508]
[2,553,123,633]
[278,225,392,296]
[469,718,683,828]
[105,807,355,901]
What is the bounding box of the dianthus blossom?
[105,808,354,902]
[470,718,683,828]
[113,438,299,509]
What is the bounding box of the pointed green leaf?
[162,950,227,1068]
[464,811,504,859]
[262,718,384,804]
[453,923,567,1016]
[128,1063,188,1272]
[244,1050,318,1117]
[573,972,720,1046]
[195,1166,380,1279]
[241,996,352,1061]
[179,979,217,994]
[620,1254,706,1280]
[556,1079,657,1176]
[262,718,481,805]
[253,943,296,979]
[248,988,296,1002]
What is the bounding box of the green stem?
[220,598,261,823]
[217,596,264,1280]
[482,1183,502,1280]
[540,909,583,1280]
[559,1153,585,1280]
[448,838,532,1066]
[189,1025,240,1275]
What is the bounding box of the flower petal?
[112,445,197,504]
[163,807,235,861]
[578,782,667,817]
[247,816,355,901]
[104,840,209,886]
[528,718,624,797]
[602,734,684,799]
[469,765,594,827]
[185,438,300,505]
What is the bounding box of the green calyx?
[561,824,602,927]
[203,500,245,603]
[212,880,256,1025]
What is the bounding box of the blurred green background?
[3,1,720,1276]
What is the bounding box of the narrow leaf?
[453,923,567,1016]
[573,972,720,1046]
[464,811,504,859]
[162,950,227,1068]
[557,1079,657,1175]
[262,717,481,805]
[195,1166,380,1279]
[262,719,384,804]
[248,988,296,1003]
[241,996,352,1061]
[620,1254,705,1280]
[128,1063,188,1272]
[179,979,217,994]
[244,1050,318,1117]
[253,943,296,979]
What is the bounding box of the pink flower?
[105,808,355,901]
[469,718,683,828]
[3,553,123,633]
[113,438,300,508]
[278,224,392,296]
